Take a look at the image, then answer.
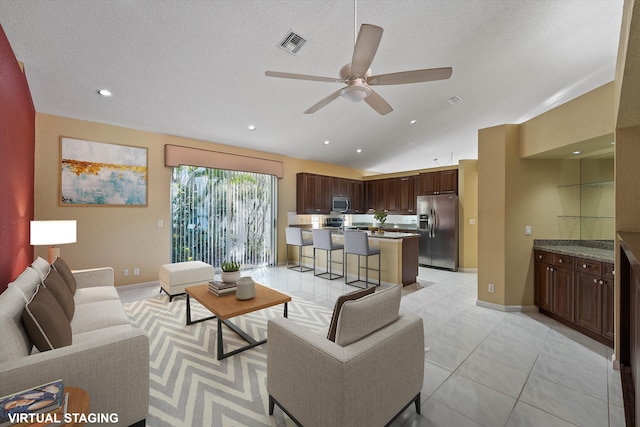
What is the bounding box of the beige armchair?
[267,285,424,427]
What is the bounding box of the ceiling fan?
[265,23,452,115]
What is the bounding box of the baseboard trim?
[116,280,160,290]
[475,300,539,313]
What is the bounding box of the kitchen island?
[291,229,419,286]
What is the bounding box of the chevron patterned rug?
[123,294,333,427]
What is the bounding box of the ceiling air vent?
[278,31,306,55]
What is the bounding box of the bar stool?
[312,229,344,280]
[285,227,313,272]
[343,231,381,288]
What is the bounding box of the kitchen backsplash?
[287,212,418,227]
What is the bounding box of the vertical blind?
[171,166,277,269]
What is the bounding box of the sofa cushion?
[334,285,401,347]
[8,266,41,302]
[74,286,121,305]
[30,256,51,281]
[43,269,75,321]
[70,299,131,335]
[0,284,34,359]
[327,287,375,342]
[22,285,72,352]
[52,257,77,295]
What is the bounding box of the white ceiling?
[0,0,624,173]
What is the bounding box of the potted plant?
[221,260,241,283]
[373,210,388,234]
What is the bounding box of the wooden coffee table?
[185,283,291,360]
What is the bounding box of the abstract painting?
[60,137,148,206]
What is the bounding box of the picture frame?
[59,137,148,206]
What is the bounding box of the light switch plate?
[525,225,532,236]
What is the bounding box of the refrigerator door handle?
[431,208,437,238]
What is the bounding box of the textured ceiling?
[0,0,624,173]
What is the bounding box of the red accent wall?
[0,24,35,292]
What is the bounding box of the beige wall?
[520,83,614,158]
[458,160,478,269]
[34,113,367,286]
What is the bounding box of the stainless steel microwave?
[332,196,350,212]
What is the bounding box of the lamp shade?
[30,220,77,246]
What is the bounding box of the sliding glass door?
[171,166,277,269]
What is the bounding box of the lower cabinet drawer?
[575,257,602,276]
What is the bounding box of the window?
[171,166,277,269]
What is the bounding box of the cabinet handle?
[550,267,554,272]
[594,279,598,283]
[539,255,543,259]
[582,264,588,269]
[559,259,563,263]
[599,280,604,285]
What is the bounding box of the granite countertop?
[301,229,418,240]
[533,240,614,263]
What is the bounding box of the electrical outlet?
[525,225,532,236]
[157,219,163,227]
[133,268,140,276]
[488,283,495,293]
[123,269,129,277]
[372,239,379,246]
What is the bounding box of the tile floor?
[118,266,625,427]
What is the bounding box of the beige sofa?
[0,257,149,427]
[267,285,424,427]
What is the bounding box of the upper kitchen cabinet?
[296,173,365,214]
[419,169,458,195]
[296,173,332,214]
[398,176,418,213]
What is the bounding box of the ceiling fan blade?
[364,88,393,115]
[367,67,452,85]
[265,71,343,83]
[304,88,344,114]
[351,24,383,78]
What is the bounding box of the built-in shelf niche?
[557,159,614,240]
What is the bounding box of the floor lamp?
[30,220,77,263]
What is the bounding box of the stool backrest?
[285,227,304,246]
[343,231,370,255]
[312,229,334,250]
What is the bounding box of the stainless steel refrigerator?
[417,194,458,271]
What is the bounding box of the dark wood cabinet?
[534,249,613,347]
[398,176,417,213]
[534,258,553,311]
[418,170,458,195]
[575,271,601,333]
[296,173,332,214]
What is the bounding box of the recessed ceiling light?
[247,125,256,131]
[409,120,418,125]
[97,89,112,97]
[323,140,331,145]
[572,151,582,155]
[356,148,362,153]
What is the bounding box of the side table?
[63,387,90,427]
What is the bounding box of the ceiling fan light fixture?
[340,85,371,102]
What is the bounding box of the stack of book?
[208,280,236,296]
[0,379,67,427]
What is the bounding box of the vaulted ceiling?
[0,0,624,173]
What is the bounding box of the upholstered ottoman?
[159,261,215,301]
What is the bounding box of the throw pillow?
[22,285,72,352]
[52,257,77,295]
[43,269,75,321]
[334,285,401,347]
[327,287,375,342]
